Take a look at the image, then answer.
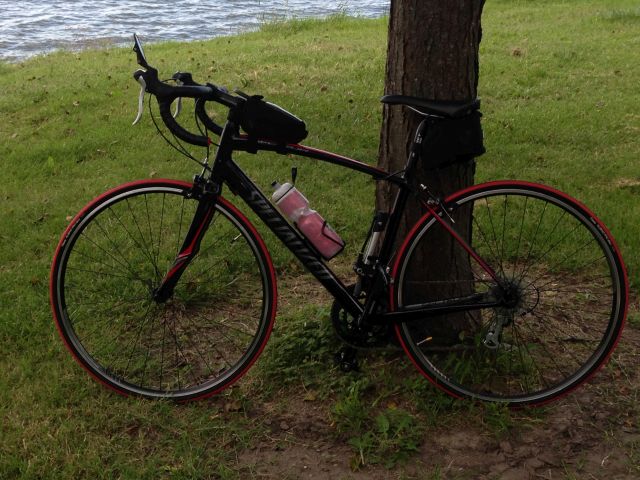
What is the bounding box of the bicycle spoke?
[511,195,529,279]
[534,301,611,320]
[483,196,506,277]
[529,255,609,293]
[78,227,146,284]
[471,212,504,278]
[510,322,539,393]
[397,186,625,405]
[500,194,508,272]
[69,248,140,281]
[529,308,600,342]
[125,197,158,273]
[527,311,591,369]
[517,320,572,379]
[514,200,549,284]
[121,302,156,377]
[105,206,160,278]
[178,317,218,383]
[516,210,572,283]
[153,193,166,276]
[175,196,187,256]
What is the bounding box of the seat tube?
[405,118,429,173]
[377,118,429,263]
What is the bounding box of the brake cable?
[148,93,212,172]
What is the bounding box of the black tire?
[392,181,627,407]
[50,179,276,401]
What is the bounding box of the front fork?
[153,177,219,303]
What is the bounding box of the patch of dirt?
[614,178,640,190]
[239,397,426,480]
[233,300,640,479]
[225,268,640,479]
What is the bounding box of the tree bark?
[377,0,486,342]
[377,0,485,231]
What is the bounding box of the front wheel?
[50,179,277,401]
[392,181,627,407]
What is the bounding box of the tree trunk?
[378,0,485,342]
[378,0,484,214]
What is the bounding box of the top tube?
[231,135,406,186]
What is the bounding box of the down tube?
[223,160,364,317]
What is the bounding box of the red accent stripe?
[390,180,629,407]
[159,206,216,288]
[182,207,215,256]
[50,180,278,401]
[426,204,499,282]
[235,133,389,177]
[296,145,389,175]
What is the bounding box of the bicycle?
[50,35,628,407]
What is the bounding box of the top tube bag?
[239,95,308,145]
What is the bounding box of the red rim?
[390,180,628,407]
[50,179,277,401]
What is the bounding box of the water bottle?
[271,182,345,260]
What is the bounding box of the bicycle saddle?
[381,95,480,118]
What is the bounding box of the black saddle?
[381,95,480,118]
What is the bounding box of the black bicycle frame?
[160,119,502,323]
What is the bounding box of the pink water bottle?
[271,182,345,260]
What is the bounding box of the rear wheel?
[50,180,276,401]
[392,182,627,406]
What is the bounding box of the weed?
[333,379,425,468]
[598,8,640,22]
[625,439,640,474]
[403,375,459,425]
[480,402,513,436]
[258,304,344,394]
[333,378,373,432]
[627,309,640,328]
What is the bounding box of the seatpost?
[375,118,430,265]
[403,118,430,177]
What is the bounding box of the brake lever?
[173,79,183,119]
[132,73,146,126]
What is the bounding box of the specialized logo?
[243,189,335,281]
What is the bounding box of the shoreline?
[0,6,389,63]
[1,15,388,65]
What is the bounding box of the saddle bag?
[240,95,308,145]
[422,110,485,169]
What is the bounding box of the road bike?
[50,35,628,406]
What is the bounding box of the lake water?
[0,1,390,62]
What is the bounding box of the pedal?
[334,347,359,372]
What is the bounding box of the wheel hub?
[494,277,540,317]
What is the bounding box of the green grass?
[1,1,640,477]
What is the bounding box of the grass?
[1,0,640,478]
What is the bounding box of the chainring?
[330,285,393,349]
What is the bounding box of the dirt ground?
[234,281,640,479]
